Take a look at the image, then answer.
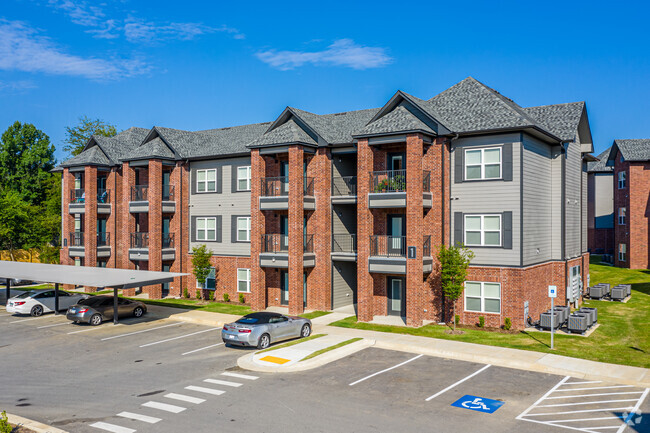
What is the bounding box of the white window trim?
[196,168,217,193]
[237,166,251,191]
[618,171,626,189]
[464,147,502,181]
[464,281,501,314]
[237,268,251,293]
[618,208,626,225]
[619,244,626,262]
[196,267,216,289]
[196,217,217,241]
[464,214,502,247]
[237,216,251,242]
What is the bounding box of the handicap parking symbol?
[451,395,505,414]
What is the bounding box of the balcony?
[97,232,111,258]
[259,176,315,210]
[129,232,149,261]
[68,232,85,257]
[68,189,111,214]
[129,185,176,213]
[162,232,175,261]
[332,176,357,204]
[368,170,432,208]
[331,233,357,261]
[368,235,433,274]
[259,234,315,268]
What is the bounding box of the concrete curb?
[6,414,68,433]
[146,305,240,328]
[238,338,374,373]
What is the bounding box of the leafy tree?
[63,116,117,157]
[0,190,31,260]
[38,244,61,264]
[191,244,212,300]
[437,244,475,331]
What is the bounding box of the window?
[465,147,501,180]
[237,268,251,293]
[237,166,251,191]
[196,267,216,289]
[465,281,501,313]
[464,215,501,246]
[619,244,626,262]
[618,208,626,225]
[196,169,217,193]
[196,217,217,241]
[237,217,251,242]
[618,171,626,189]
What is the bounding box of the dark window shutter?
[191,216,197,242]
[216,167,222,193]
[454,212,463,246]
[503,211,512,249]
[502,143,513,181]
[216,216,222,243]
[231,215,238,243]
[454,147,463,183]
[231,165,238,193]
[191,168,196,194]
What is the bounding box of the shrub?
[0,411,11,433]
[183,288,189,299]
[239,293,245,304]
[223,293,230,302]
[504,317,512,331]
[208,290,214,301]
[196,289,201,300]
[478,316,485,328]
[454,314,460,325]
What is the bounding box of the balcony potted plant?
[375,178,389,193]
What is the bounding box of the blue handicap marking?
[451,395,505,414]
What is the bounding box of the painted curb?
[6,414,68,433]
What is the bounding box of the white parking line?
[142,401,186,413]
[101,323,181,341]
[545,391,645,400]
[517,376,570,420]
[538,399,640,408]
[617,388,649,433]
[10,316,55,323]
[184,385,225,396]
[68,325,123,334]
[164,393,206,404]
[555,385,635,392]
[526,407,634,417]
[349,354,423,386]
[181,343,223,356]
[221,372,259,380]
[564,380,603,385]
[89,421,135,433]
[139,328,220,348]
[425,364,491,401]
[117,411,161,424]
[203,379,242,388]
[37,322,71,329]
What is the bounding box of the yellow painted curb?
[260,355,290,364]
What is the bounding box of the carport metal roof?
[0,261,187,324]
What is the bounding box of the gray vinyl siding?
[333,204,356,235]
[332,261,356,309]
[582,166,588,253]
[450,133,521,266]
[522,134,553,265]
[550,146,563,259]
[565,140,582,259]
[591,173,614,229]
[189,157,251,256]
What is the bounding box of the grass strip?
[257,334,325,354]
[301,311,332,320]
[300,338,363,362]
[134,298,252,315]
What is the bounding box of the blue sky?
[1,0,649,162]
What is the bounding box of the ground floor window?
[619,244,626,262]
[196,267,216,290]
[465,281,501,313]
[237,268,250,293]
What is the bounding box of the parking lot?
[0,310,647,433]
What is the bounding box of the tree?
[191,244,212,300]
[437,244,475,331]
[63,116,117,157]
[0,190,31,261]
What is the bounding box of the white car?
[6,289,89,317]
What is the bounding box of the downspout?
[448,134,459,246]
[561,142,567,302]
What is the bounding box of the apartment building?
[606,139,650,269]
[57,77,592,329]
[586,147,614,254]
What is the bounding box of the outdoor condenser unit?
[552,305,570,324]
[567,313,589,334]
[578,307,597,325]
[588,286,605,299]
[611,287,626,301]
[596,283,611,295]
[540,311,560,330]
[617,284,631,297]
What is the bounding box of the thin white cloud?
[123,17,245,43]
[0,80,37,92]
[47,0,105,27]
[0,19,152,80]
[256,39,393,70]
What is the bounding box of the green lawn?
[135,298,252,316]
[331,256,650,368]
[301,311,331,320]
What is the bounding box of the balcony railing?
[162,232,175,249]
[130,232,149,249]
[332,234,356,253]
[97,232,110,247]
[332,176,356,196]
[261,176,315,197]
[97,188,110,203]
[370,235,406,257]
[163,184,175,201]
[423,235,431,257]
[70,189,85,203]
[70,232,84,247]
[261,234,314,253]
[131,185,148,201]
[423,170,431,193]
[371,170,406,193]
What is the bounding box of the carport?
[0,261,186,324]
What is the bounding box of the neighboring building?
[56,77,592,329]
[587,148,614,254]
[607,139,650,269]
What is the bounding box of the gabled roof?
[523,102,586,143]
[192,122,271,158]
[247,118,318,148]
[125,137,176,161]
[610,139,650,162]
[290,107,379,144]
[59,144,111,167]
[587,148,613,173]
[356,105,436,137]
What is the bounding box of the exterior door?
[388,152,405,171]
[163,171,171,200]
[387,215,405,256]
[387,277,405,316]
[280,271,289,305]
[280,161,289,195]
[280,215,289,251]
[162,264,170,297]
[303,273,307,309]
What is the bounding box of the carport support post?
[54,283,59,315]
[5,279,10,305]
[114,287,119,325]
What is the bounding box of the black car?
[66,296,147,325]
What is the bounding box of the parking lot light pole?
[54,283,59,315]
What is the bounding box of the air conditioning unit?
[578,307,597,325]
[588,286,605,299]
[614,284,631,297]
[596,283,611,295]
[540,311,560,330]
[611,287,626,301]
[567,313,589,334]
[552,305,570,324]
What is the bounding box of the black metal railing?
[131,185,148,201]
[304,234,314,253]
[370,235,406,257]
[130,232,149,248]
[332,234,357,253]
[261,176,288,197]
[423,170,431,192]
[162,232,175,248]
[332,176,357,196]
[261,234,289,253]
[371,170,406,193]
[97,188,110,203]
[97,232,110,247]
[423,235,431,257]
[70,232,84,247]
[70,189,85,203]
[304,177,314,196]
[163,184,175,201]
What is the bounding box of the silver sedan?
[222,312,311,349]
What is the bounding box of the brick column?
[121,162,136,271]
[250,149,267,311]
[106,168,117,268]
[405,134,424,326]
[60,169,75,266]
[288,145,304,315]
[83,166,98,292]
[169,162,186,296]
[145,159,163,298]
[357,139,374,322]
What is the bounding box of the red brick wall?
[288,145,305,315]
[60,168,75,267]
[613,155,630,267]
[144,160,163,298]
[357,138,374,321]
[250,149,266,310]
[588,228,614,254]
[628,161,650,269]
[185,255,252,300]
[405,134,425,326]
